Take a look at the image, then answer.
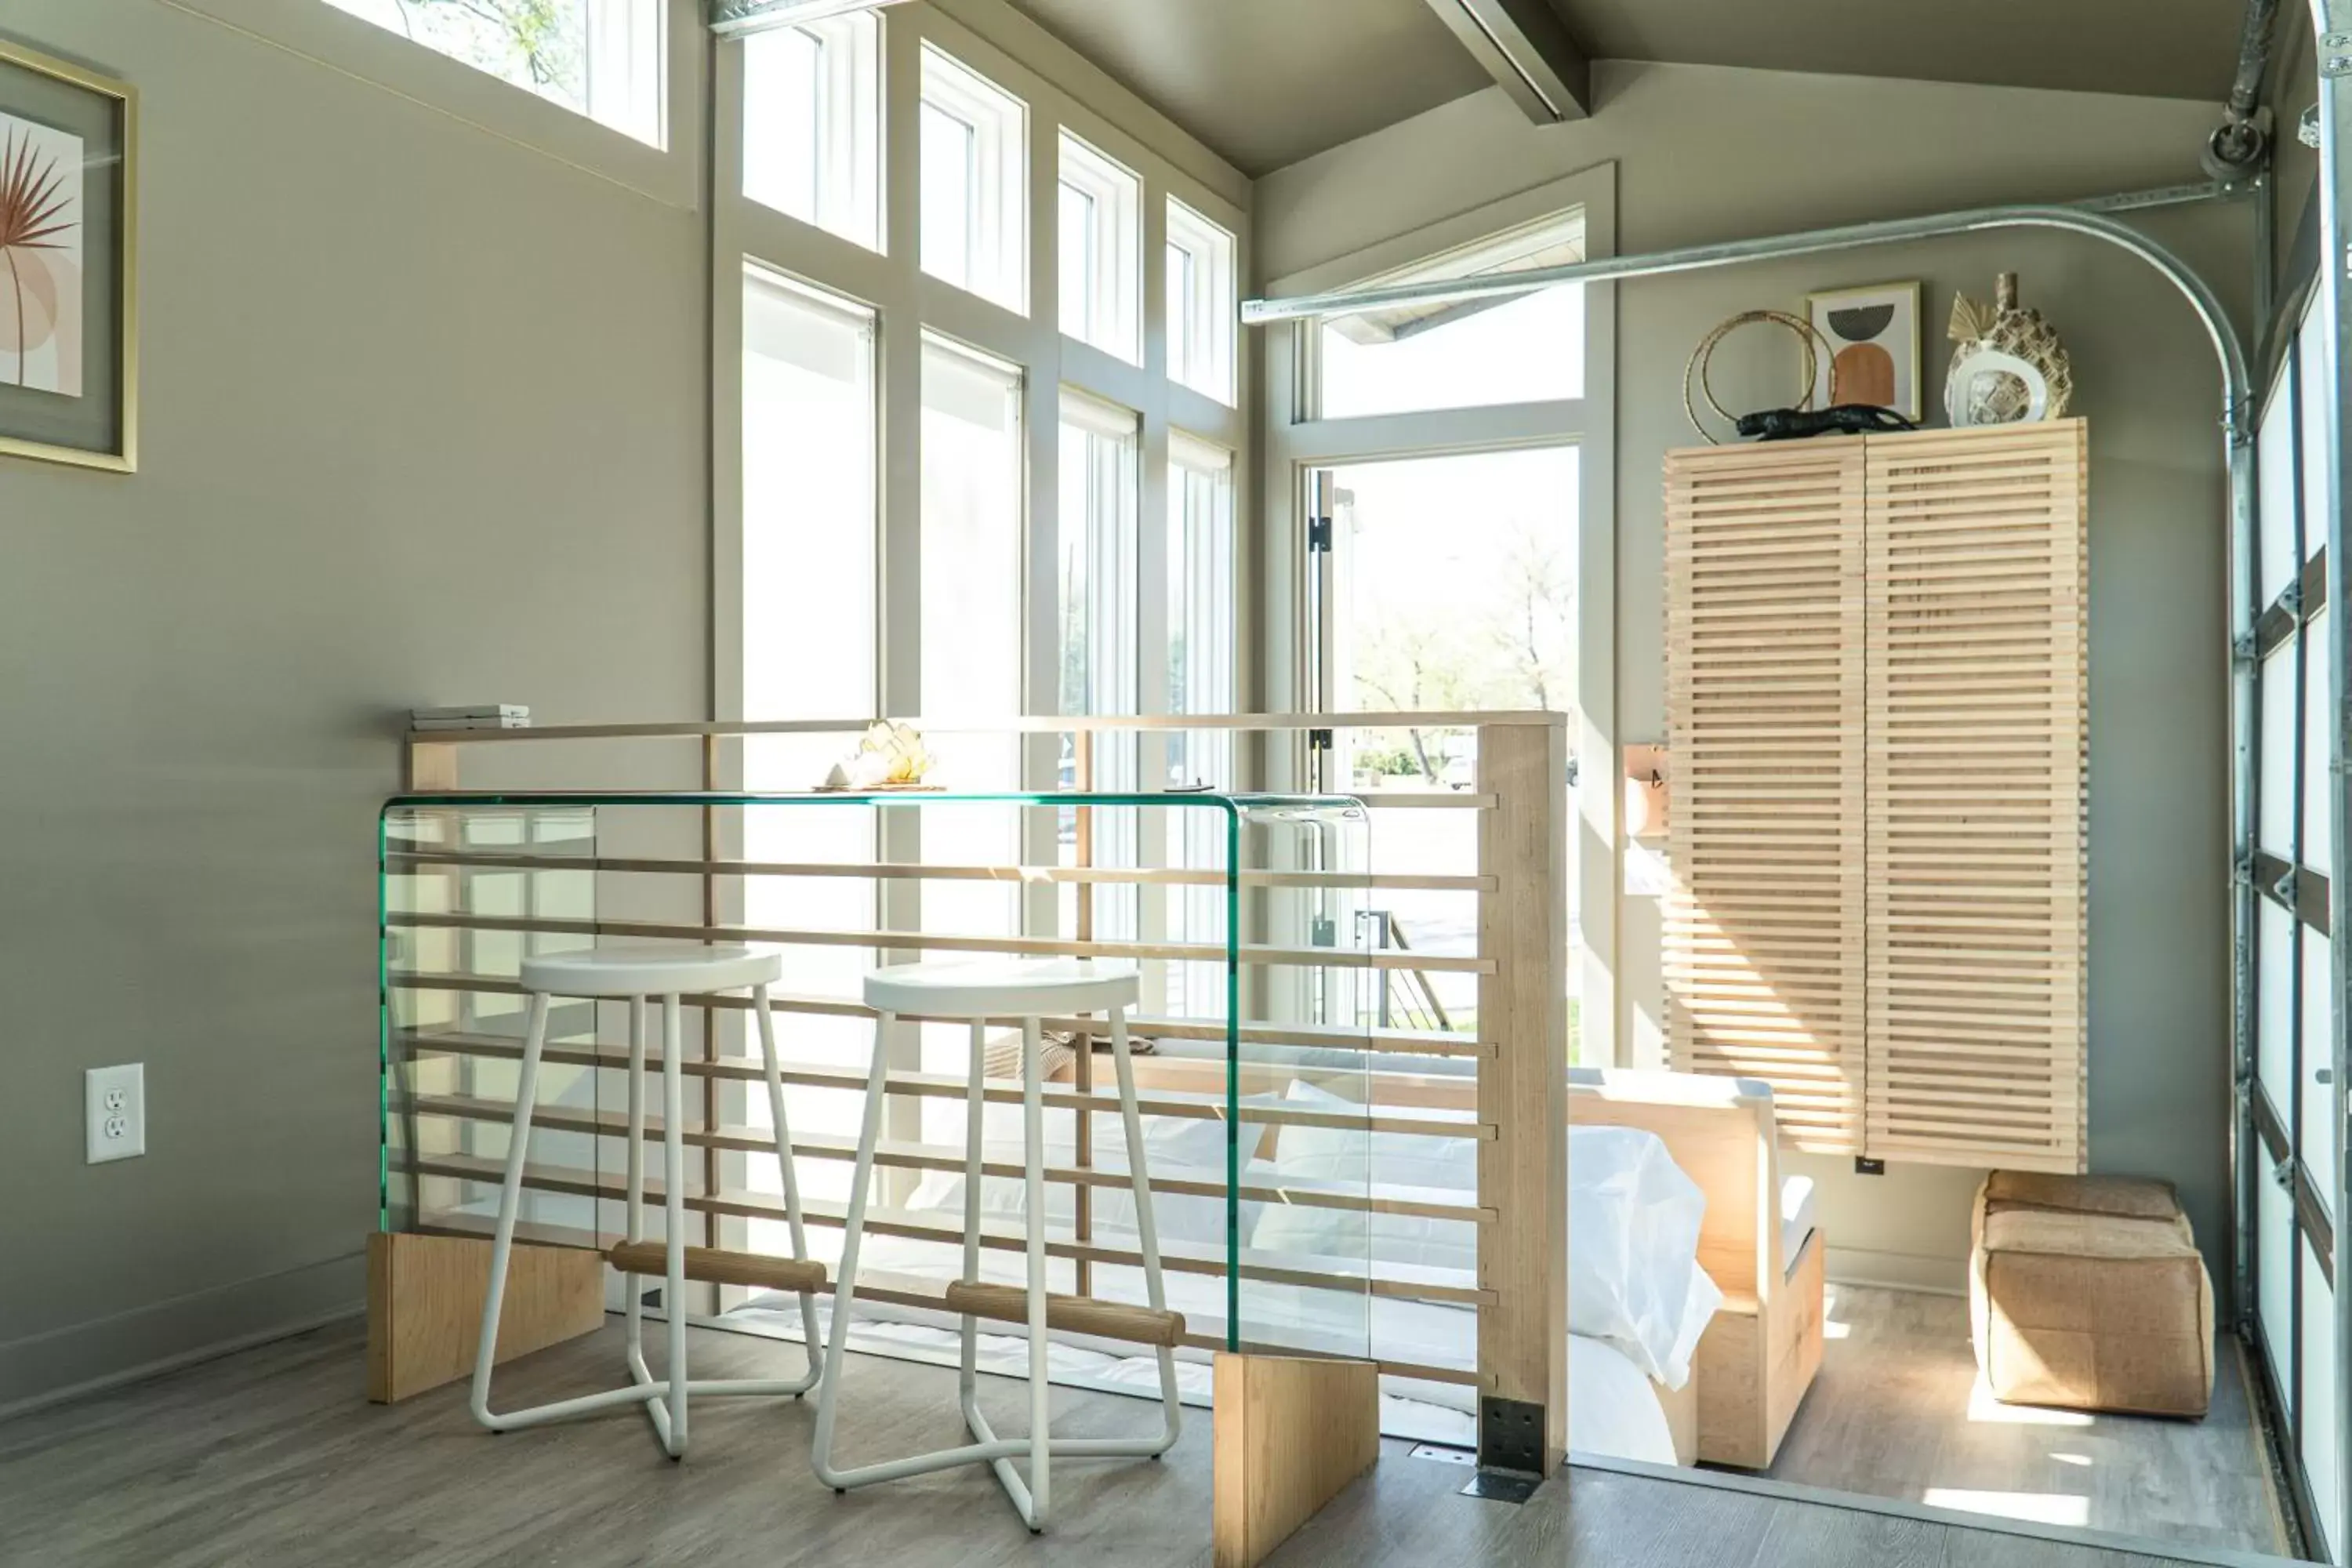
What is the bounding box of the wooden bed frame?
[1569,1067,1824,1470]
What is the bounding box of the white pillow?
[1568,1123,1721,1388]
[1245,1079,1479,1272]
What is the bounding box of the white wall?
[1258,62,2250,1292]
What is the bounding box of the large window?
[920,335,1025,775]
[1316,209,1585,419]
[1167,197,1236,403]
[742,267,877,724]
[739,267,878,1233]
[1058,133,1142,363]
[717,10,1250,1221]
[1058,392,1142,936]
[322,0,664,145]
[1165,432,1236,1018]
[920,45,1027,314]
[742,8,881,251]
[1167,431,1236,784]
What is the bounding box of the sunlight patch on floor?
[1922,1488,2092,1527]
[1966,1378,2092,1427]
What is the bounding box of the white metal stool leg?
[623,996,649,1384]
[651,993,690,1457]
[473,949,810,1454]
[753,982,822,1396]
[960,1014,1054,1530]
[958,1020,985,1413]
[472,994,661,1433]
[1109,1004,1183,1454]
[816,992,1173,1531]
[811,1008,899,1489]
[1019,1013,1052,1528]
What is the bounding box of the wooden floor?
[0,1314,2297,1568]
[1764,1284,2290,1560]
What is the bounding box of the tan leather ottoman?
[1969,1172,2214,1418]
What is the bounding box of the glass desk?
[378,789,1469,1374]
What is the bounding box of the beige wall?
[1258,63,2250,1293]
[0,2,708,1407]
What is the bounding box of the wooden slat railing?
[387,711,1568,1468]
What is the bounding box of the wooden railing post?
[1474,717,1570,1474]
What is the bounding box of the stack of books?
[412,704,532,731]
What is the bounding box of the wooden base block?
[365,1232,605,1403]
[1213,1353,1379,1568]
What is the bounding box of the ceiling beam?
[1422,0,1591,123]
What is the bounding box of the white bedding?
[1781,1174,1818,1275]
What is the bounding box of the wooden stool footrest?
[944,1279,1184,1347]
[606,1242,826,1294]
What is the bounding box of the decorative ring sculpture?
[1682,310,1839,445]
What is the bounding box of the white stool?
[809,958,1183,1532]
[470,943,826,1459]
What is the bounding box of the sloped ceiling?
[1005,0,2252,176]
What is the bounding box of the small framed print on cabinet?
[0,39,136,473]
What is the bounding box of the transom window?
[321,0,665,146]
[1058,132,1142,363]
[742,6,882,251]
[1166,197,1236,405]
[920,45,1028,314]
[1316,208,1585,419]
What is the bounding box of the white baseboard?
[1825,1245,1967,1297]
[0,1250,366,1421]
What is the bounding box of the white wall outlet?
[85,1063,145,1164]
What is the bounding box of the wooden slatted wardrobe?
[1663,419,2089,1175]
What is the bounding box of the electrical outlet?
[85,1064,145,1163]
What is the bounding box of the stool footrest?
[943,1280,1184,1347]
[608,1242,826,1294]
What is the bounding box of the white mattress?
[1781,1174,1818,1276]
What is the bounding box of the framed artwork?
[0,39,136,473]
[1806,280,1922,422]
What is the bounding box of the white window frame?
[1167,196,1237,405]
[183,0,697,205]
[1058,132,1143,364]
[919,42,1028,316]
[741,8,883,252]
[709,0,1251,1279]
[1261,164,1617,1065]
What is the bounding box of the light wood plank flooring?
[1762,1284,2291,1559]
[0,1315,2296,1567]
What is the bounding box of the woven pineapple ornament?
[1944,272,2072,426]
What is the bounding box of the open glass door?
[1305,444,1581,1054]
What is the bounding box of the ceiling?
[1006,0,2255,176]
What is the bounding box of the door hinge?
[1308,728,1334,754]
[1308,516,1333,553]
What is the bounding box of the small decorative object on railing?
[1946,272,2072,427]
[819,720,938,790]
[411,704,532,731]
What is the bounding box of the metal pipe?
[1243,180,2241,327]
[2233,0,2284,122]
[2212,0,2284,178]
[1249,163,2265,1447]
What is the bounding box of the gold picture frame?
[1804,279,1922,423]
[0,38,136,474]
